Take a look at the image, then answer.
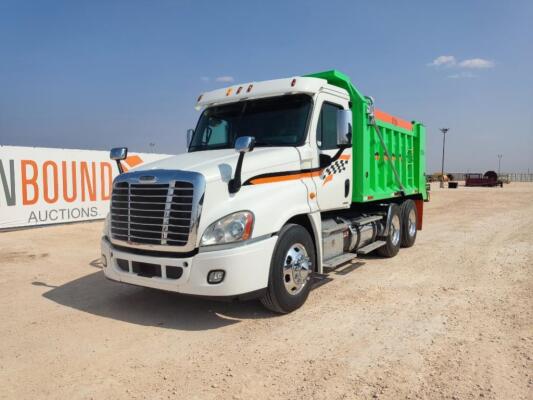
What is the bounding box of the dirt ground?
[0,183,532,400]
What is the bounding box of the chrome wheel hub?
[282,243,311,295]
[408,209,417,237]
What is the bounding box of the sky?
[0,0,532,173]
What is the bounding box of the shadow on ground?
[332,261,365,275]
[37,266,276,332]
[89,258,104,269]
[36,257,365,332]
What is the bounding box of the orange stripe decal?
[249,170,321,185]
[374,109,412,131]
[125,155,143,168]
[120,155,144,172]
[246,150,350,186]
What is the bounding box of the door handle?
[345,179,350,197]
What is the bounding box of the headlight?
[200,211,254,246]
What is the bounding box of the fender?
[275,211,323,273]
[197,175,313,244]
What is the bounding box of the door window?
[317,102,342,150]
[198,117,229,147]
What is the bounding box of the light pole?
[440,128,449,188]
[497,154,502,175]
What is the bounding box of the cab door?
[310,94,352,211]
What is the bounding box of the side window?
[317,102,342,150]
[201,117,229,146]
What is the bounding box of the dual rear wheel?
[377,200,418,257]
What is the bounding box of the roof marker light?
[291,78,297,87]
[246,84,253,93]
[226,88,233,96]
[236,86,243,95]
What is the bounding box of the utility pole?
[497,154,502,175]
[440,128,449,188]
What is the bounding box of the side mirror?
[110,147,128,174]
[337,110,352,146]
[110,147,128,160]
[186,129,194,147]
[234,136,256,153]
[229,136,256,194]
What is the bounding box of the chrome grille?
[110,179,196,247]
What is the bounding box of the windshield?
[189,94,312,151]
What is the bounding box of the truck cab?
[101,70,426,313]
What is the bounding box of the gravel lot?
[1,183,532,400]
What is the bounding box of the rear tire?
[260,224,315,314]
[400,200,417,248]
[377,204,401,258]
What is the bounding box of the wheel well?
[285,214,318,271]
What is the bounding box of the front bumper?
[100,236,276,297]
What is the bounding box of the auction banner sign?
[0,146,171,229]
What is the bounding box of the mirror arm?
[115,160,124,174]
[228,136,255,194]
[331,146,347,163]
[228,152,245,194]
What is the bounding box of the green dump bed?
[306,70,427,203]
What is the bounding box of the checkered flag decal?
[320,159,349,180]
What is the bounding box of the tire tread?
[400,200,417,248]
[376,204,401,258]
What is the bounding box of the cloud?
[215,76,234,83]
[448,71,477,79]
[428,55,495,70]
[428,55,456,67]
[458,58,495,69]
[200,76,210,82]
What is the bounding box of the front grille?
[110,181,194,246]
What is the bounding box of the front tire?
[377,204,401,258]
[260,224,315,314]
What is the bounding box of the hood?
[134,147,302,183]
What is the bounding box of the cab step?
[357,240,386,255]
[322,253,358,271]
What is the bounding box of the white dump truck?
[101,70,427,313]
